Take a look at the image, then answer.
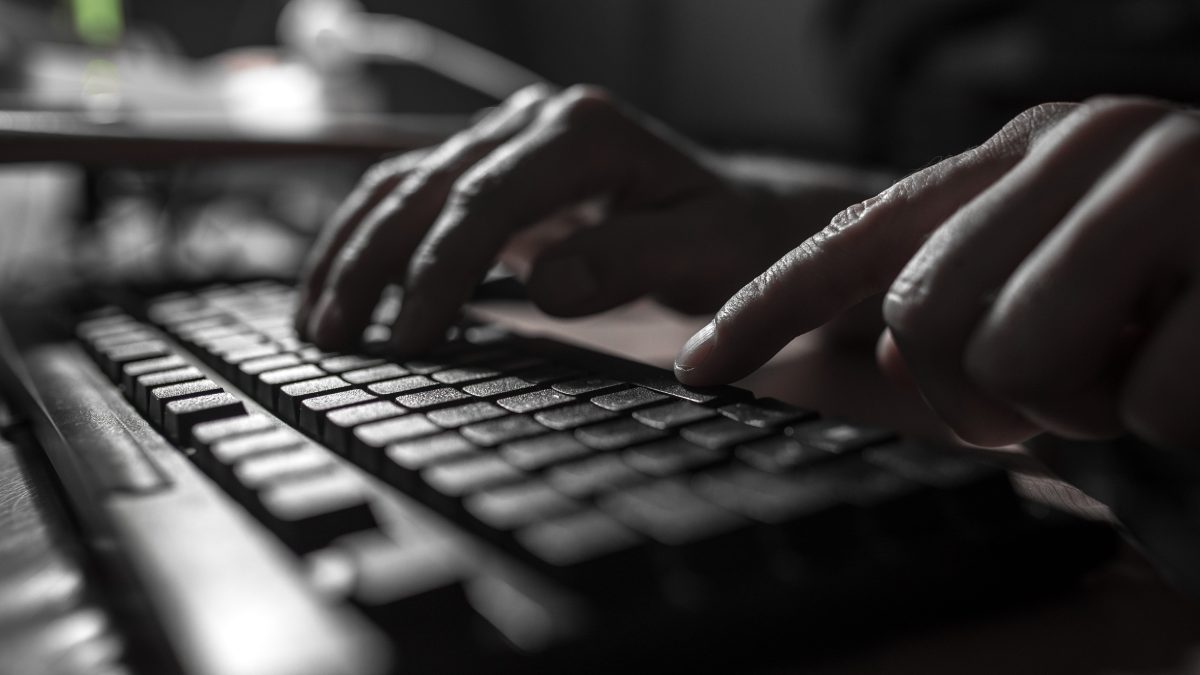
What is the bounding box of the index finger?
[674,103,1078,386]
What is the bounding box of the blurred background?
[2,0,1200,293]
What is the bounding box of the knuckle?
[552,84,618,125]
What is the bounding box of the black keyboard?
[58,280,1113,673]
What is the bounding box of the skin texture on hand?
[294,84,859,355]
[676,96,1200,450]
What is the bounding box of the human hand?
[676,97,1200,449]
[295,84,839,352]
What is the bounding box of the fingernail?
[675,321,717,374]
[307,292,345,347]
[533,256,598,307]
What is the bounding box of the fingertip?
[308,293,351,350]
[674,321,718,385]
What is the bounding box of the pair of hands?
[296,85,1200,451]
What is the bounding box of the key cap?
[814,457,940,537]
[496,389,575,414]
[464,481,579,531]
[551,377,624,397]
[422,455,524,505]
[206,428,306,477]
[221,343,282,369]
[718,398,814,428]
[276,376,352,424]
[500,434,591,472]
[678,417,769,450]
[786,419,894,454]
[383,433,478,488]
[601,479,746,547]
[459,415,545,447]
[99,340,170,380]
[323,401,405,454]
[425,401,507,428]
[736,436,832,473]
[624,439,724,477]
[164,392,246,445]
[461,376,536,398]
[134,366,204,410]
[232,445,336,500]
[121,354,188,395]
[319,355,384,374]
[590,387,669,412]
[431,365,500,385]
[192,414,276,455]
[256,364,325,404]
[574,418,667,451]
[147,379,222,426]
[394,387,471,411]
[632,401,717,430]
[352,415,440,469]
[297,389,378,437]
[516,510,646,585]
[237,353,302,390]
[257,470,377,553]
[330,533,471,634]
[342,364,408,385]
[367,375,438,396]
[546,454,644,498]
[533,403,618,431]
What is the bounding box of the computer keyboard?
[18,280,1115,673]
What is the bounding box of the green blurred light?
[72,0,124,46]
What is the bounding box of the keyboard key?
[256,364,326,404]
[121,354,188,394]
[276,376,352,424]
[517,510,643,571]
[496,389,574,414]
[99,340,169,380]
[232,445,336,497]
[590,387,669,412]
[551,377,623,397]
[546,454,644,498]
[257,470,377,553]
[237,353,302,390]
[431,366,500,385]
[533,403,618,431]
[517,364,582,385]
[323,401,405,454]
[367,376,438,396]
[206,428,306,477]
[394,387,471,411]
[147,378,222,425]
[383,433,478,487]
[459,415,545,447]
[718,399,814,428]
[625,439,724,477]
[426,402,507,428]
[632,401,717,430]
[736,436,832,473]
[164,392,246,445]
[342,364,409,385]
[298,389,378,436]
[787,420,894,454]
[574,418,667,451]
[352,415,441,468]
[601,479,746,546]
[461,376,535,398]
[678,417,770,450]
[318,355,383,374]
[134,366,204,410]
[464,481,579,531]
[192,414,276,453]
[862,442,1020,525]
[500,434,591,472]
[423,455,524,502]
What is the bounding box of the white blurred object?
[278,0,545,101]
